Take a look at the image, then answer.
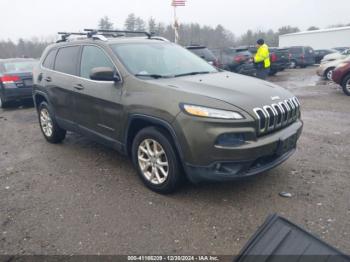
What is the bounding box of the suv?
[0,58,37,108]
[288,46,315,68]
[33,29,303,194]
[186,46,220,68]
[216,47,256,76]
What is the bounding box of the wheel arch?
[33,91,50,111]
[125,114,185,162]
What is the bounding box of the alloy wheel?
[40,108,53,137]
[347,79,350,91]
[137,139,169,185]
[327,70,333,81]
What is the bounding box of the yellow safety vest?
[254,44,271,68]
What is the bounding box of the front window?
[110,42,218,78]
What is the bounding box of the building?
[279,26,350,49]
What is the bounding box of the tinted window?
[42,50,56,69]
[80,46,114,79]
[54,46,80,76]
[290,47,302,54]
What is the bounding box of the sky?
[1,0,349,41]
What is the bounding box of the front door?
[72,45,123,142]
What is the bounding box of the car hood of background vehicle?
[323,53,343,61]
[154,72,294,112]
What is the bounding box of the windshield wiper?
[174,71,211,78]
[135,74,168,79]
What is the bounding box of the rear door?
[43,46,81,125]
[73,45,123,142]
[304,47,315,65]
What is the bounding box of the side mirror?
[90,67,121,82]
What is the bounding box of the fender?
[125,114,185,163]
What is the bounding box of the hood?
[323,52,344,61]
[152,72,294,112]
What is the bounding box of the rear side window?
[42,50,56,69]
[290,47,301,54]
[54,46,80,76]
[80,45,114,79]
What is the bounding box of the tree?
[307,26,320,31]
[135,17,146,31]
[148,17,156,33]
[98,16,113,30]
[277,26,300,35]
[124,13,136,31]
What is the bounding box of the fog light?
[215,133,246,147]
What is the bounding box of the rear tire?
[341,74,350,96]
[131,126,184,194]
[38,102,66,143]
[290,60,297,69]
[0,95,9,109]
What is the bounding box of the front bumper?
[173,113,303,183]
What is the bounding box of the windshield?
[110,43,218,78]
[2,60,37,73]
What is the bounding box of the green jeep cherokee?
[33,30,303,194]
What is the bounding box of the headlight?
[182,104,244,120]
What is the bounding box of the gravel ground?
[0,67,349,255]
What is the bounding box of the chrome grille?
[253,97,301,135]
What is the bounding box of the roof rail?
[56,31,108,43]
[84,29,154,39]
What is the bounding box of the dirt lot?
[0,67,349,255]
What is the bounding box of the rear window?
[54,46,80,76]
[290,47,302,54]
[42,50,57,70]
[2,61,37,73]
[190,48,216,61]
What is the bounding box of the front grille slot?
[253,96,301,136]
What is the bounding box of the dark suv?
[216,47,256,76]
[288,46,315,68]
[33,30,303,193]
[186,46,220,68]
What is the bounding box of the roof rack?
[84,29,154,39]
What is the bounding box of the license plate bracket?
[276,133,297,156]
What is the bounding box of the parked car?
[33,29,303,193]
[288,46,315,68]
[314,49,338,64]
[186,45,220,68]
[217,47,256,76]
[333,47,349,52]
[316,56,350,80]
[322,49,350,63]
[0,58,37,108]
[332,60,350,96]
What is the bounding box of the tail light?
[0,75,21,84]
[234,55,246,63]
[301,54,305,60]
[288,53,292,60]
[270,53,277,62]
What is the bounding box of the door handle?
[73,84,85,90]
[44,76,52,82]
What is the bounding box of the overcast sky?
[1,0,349,41]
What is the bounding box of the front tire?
[325,67,335,81]
[132,127,183,194]
[38,102,66,143]
[341,74,350,96]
